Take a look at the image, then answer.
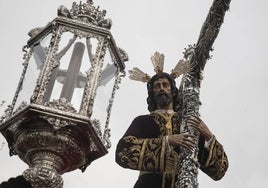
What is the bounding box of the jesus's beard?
[154,92,173,109]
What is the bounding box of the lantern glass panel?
[47,31,98,112]
[13,33,52,112]
[91,49,117,128]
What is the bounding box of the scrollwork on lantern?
[40,115,76,130]
[44,98,77,113]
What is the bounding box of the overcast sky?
[0,0,268,187]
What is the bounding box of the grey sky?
[0,0,268,187]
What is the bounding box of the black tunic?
[115,113,228,188]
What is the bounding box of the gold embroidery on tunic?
[119,135,163,171]
[138,138,148,170]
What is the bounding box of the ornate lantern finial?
[57,0,112,29]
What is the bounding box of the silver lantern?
[0,0,128,187]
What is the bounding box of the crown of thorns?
[128,51,191,83]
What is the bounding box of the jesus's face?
[153,77,173,109]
